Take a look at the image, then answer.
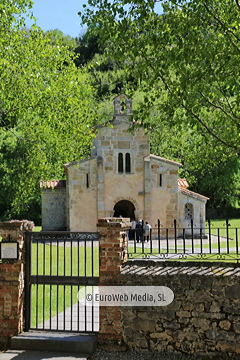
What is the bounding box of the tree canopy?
[0,0,96,221]
[80,0,240,156]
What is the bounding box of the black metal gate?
[24,231,100,333]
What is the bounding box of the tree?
[45,29,78,51]
[74,29,103,67]
[80,0,240,155]
[0,1,96,221]
[150,119,240,209]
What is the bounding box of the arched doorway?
[113,200,135,220]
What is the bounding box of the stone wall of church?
[67,157,98,232]
[149,158,180,232]
[42,188,66,231]
[94,122,151,222]
[178,192,206,236]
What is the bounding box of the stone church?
[40,95,209,234]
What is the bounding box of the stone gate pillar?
[0,220,34,346]
[97,217,130,348]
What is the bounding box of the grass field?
[205,218,240,239]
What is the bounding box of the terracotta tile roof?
[178,178,189,188]
[40,180,66,189]
[178,186,209,202]
[149,154,182,167]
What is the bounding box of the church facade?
[40,95,209,234]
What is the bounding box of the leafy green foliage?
[80,0,240,155]
[44,29,78,51]
[0,1,96,222]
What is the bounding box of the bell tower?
[113,94,132,121]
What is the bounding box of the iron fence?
[25,231,100,333]
[128,219,240,263]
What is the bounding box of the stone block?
[225,284,240,299]
[118,141,130,149]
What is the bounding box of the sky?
[25,0,88,38]
[25,0,163,39]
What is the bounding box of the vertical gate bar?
[191,219,194,253]
[71,285,73,331]
[64,239,66,276]
[43,238,46,275]
[84,238,87,277]
[183,228,186,254]
[57,285,59,330]
[57,239,59,276]
[91,237,94,277]
[71,237,73,331]
[84,237,87,331]
[50,238,52,330]
[50,238,52,275]
[71,237,73,276]
[64,285,66,331]
[150,231,153,253]
[43,284,45,330]
[157,220,160,253]
[78,238,80,332]
[134,232,136,253]
[84,286,87,331]
[226,219,230,254]
[36,237,39,329]
[50,284,52,330]
[57,237,59,331]
[174,220,177,253]
[92,285,94,332]
[36,286,38,329]
[236,228,238,255]
[218,228,220,254]
[43,238,46,330]
[91,237,94,331]
[24,232,31,331]
[78,285,80,332]
[208,219,211,253]
[64,238,66,330]
[200,228,203,255]
[166,228,169,254]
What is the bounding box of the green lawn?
[33,226,42,232]
[205,218,240,239]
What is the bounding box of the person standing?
[143,222,152,242]
[135,220,144,242]
[130,219,137,240]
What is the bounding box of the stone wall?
[0,220,34,345]
[42,188,66,231]
[120,261,240,356]
[178,192,206,235]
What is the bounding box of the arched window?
[185,203,194,219]
[118,153,123,173]
[120,98,126,113]
[125,153,131,173]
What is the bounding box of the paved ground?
[0,350,88,360]
[37,303,99,332]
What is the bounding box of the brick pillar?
[97,217,130,348]
[0,220,34,346]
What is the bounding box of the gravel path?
[90,349,191,360]
[90,348,236,360]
